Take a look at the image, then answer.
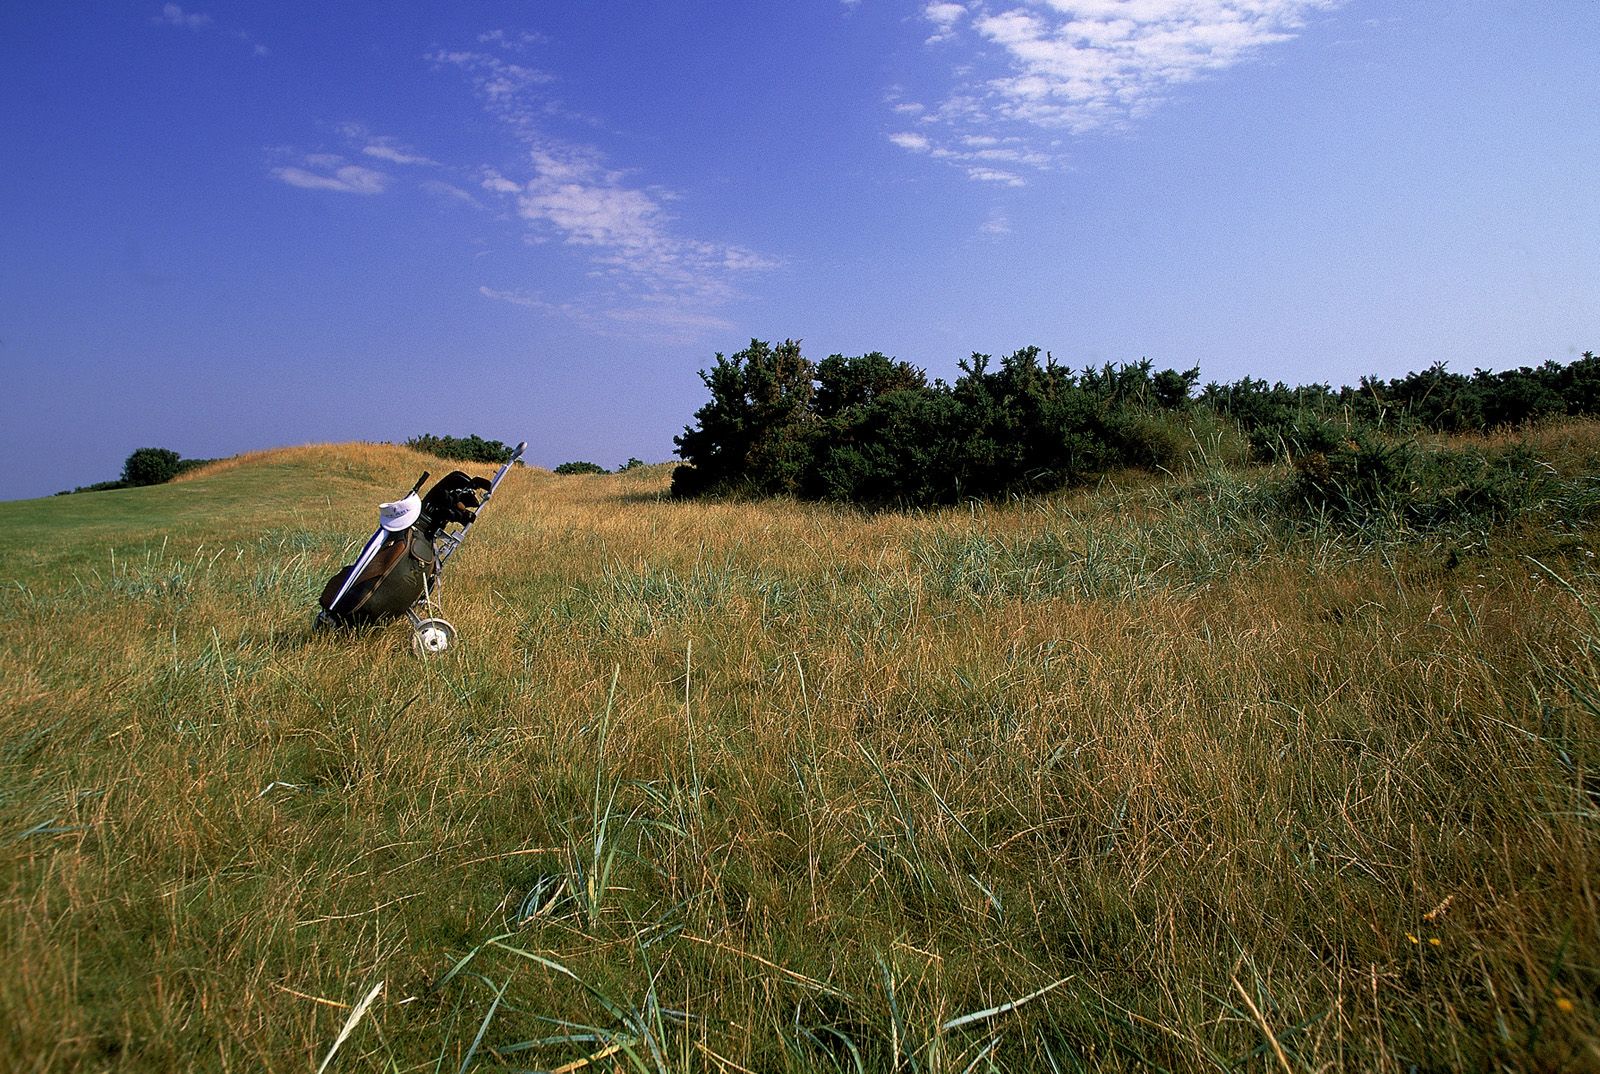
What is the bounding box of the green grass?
[1,435,1597,1071]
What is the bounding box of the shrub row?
[672,341,1201,506]
[671,342,1600,509]
[1202,353,1600,459]
[404,433,517,465]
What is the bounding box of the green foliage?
[1152,366,1201,409]
[669,342,1600,509]
[618,457,646,472]
[1405,445,1553,527]
[674,341,1211,506]
[1287,428,1417,522]
[1205,352,1600,449]
[406,433,516,464]
[1288,432,1554,529]
[122,447,183,487]
[808,386,963,505]
[554,461,608,475]
[812,351,928,420]
[1198,378,1342,462]
[56,479,128,496]
[671,339,818,498]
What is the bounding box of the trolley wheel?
[313,609,335,631]
[411,617,456,656]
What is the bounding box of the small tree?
[122,448,183,487]
[554,461,608,475]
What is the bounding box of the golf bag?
[316,443,524,652]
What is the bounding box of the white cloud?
[925,2,969,42]
[605,305,736,337]
[480,286,547,308]
[435,47,778,336]
[889,131,932,152]
[273,159,389,195]
[477,29,549,51]
[967,167,1024,185]
[155,4,268,54]
[480,171,523,195]
[429,50,553,109]
[479,288,737,344]
[362,141,437,166]
[521,177,663,253]
[156,4,210,29]
[423,180,482,207]
[505,159,779,303]
[336,124,437,166]
[895,0,1342,182]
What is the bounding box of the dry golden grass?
[1,438,1597,1071]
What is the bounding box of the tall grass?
[0,437,1597,1071]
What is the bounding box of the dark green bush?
[1288,435,1552,530]
[672,339,817,498]
[57,480,128,496]
[1404,446,1551,527]
[122,447,183,487]
[807,388,963,505]
[1246,414,1348,464]
[406,434,515,464]
[672,341,1600,509]
[1288,429,1416,522]
[1106,410,1191,472]
[673,341,1206,506]
[554,461,608,475]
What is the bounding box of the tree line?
[671,340,1600,507]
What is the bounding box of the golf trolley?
[316,441,524,655]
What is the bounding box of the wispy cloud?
[981,207,1013,235]
[428,50,554,119]
[924,2,969,43]
[266,35,775,341]
[362,144,431,165]
[154,3,268,54]
[434,46,778,334]
[475,149,779,305]
[335,124,439,167]
[272,154,389,194]
[423,180,482,207]
[967,166,1025,186]
[896,0,1341,182]
[155,4,210,29]
[479,287,737,344]
[269,127,442,197]
[477,29,549,52]
[886,121,1044,184]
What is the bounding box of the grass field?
[2,433,1597,1072]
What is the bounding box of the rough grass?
[1,436,1597,1072]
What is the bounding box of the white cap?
[378,492,422,532]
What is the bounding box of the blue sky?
[2,1,1595,500]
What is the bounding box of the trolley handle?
[409,471,430,495]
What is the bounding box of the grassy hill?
[1,435,1597,1071]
